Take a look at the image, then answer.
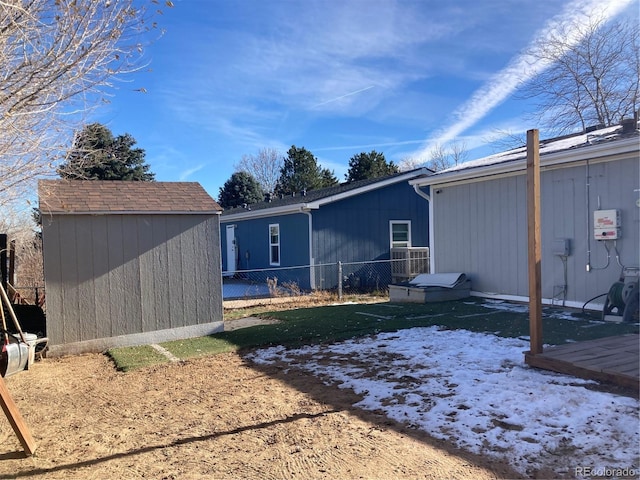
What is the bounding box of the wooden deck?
[525,334,639,392]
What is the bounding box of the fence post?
[338,261,343,301]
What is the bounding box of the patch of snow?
[247,327,639,478]
[479,301,530,314]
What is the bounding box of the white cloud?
[411,0,635,162]
[179,163,206,181]
[137,0,636,194]
[160,1,465,120]
[312,138,426,153]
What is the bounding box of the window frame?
[269,223,280,266]
[389,220,412,248]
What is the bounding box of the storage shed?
[409,123,639,311]
[39,180,224,356]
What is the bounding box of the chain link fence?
[223,257,429,300]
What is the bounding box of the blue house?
[220,168,432,292]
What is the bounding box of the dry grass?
[223,291,388,320]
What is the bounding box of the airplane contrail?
[312,85,376,108]
[313,138,426,152]
[179,164,206,181]
[415,0,634,161]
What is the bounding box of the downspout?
[413,184,434,274]
[302,209,315,289]
[585,159,591,272]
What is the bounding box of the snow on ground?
[247,327,639,478]
[222,281,271,299]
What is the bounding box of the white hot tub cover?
[409,273,468,288]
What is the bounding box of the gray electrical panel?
[552,238,571,256]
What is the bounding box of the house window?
[390,221,411,248]
[269,224,280,265]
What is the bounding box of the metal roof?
[411,124,639,187]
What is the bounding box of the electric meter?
[593,209,621,240]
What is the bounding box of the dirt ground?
[0,346,528,480]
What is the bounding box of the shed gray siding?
[42,213,222,350]
[431,156,639,306]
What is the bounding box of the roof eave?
[222,168,432,220]
[46,210,222,215]
[410,136,639,187]
[221,203,314,221]
[307,168,432,208]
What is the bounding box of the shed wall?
[42,213,222,348]
[431,156,639,306]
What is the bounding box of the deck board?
[525,334,639,392]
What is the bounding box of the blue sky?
[95,0,636,199]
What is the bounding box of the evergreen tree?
[345,150,399,182]
[320,167,339,187]
[0,0,171,205]
[275,146,338,195]
[218,171,264,209]
[57,123,155,181]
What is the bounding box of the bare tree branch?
[519,14,639,135]
[449,141,468,166]
[234,148,284,194]
[484,129,527,154]
[397,156,423,172]
[0,0,168,206]
[0,205,43,297]
[423,142,469,172]
[425,144,449,172]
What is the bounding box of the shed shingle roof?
[39,180,222,214]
